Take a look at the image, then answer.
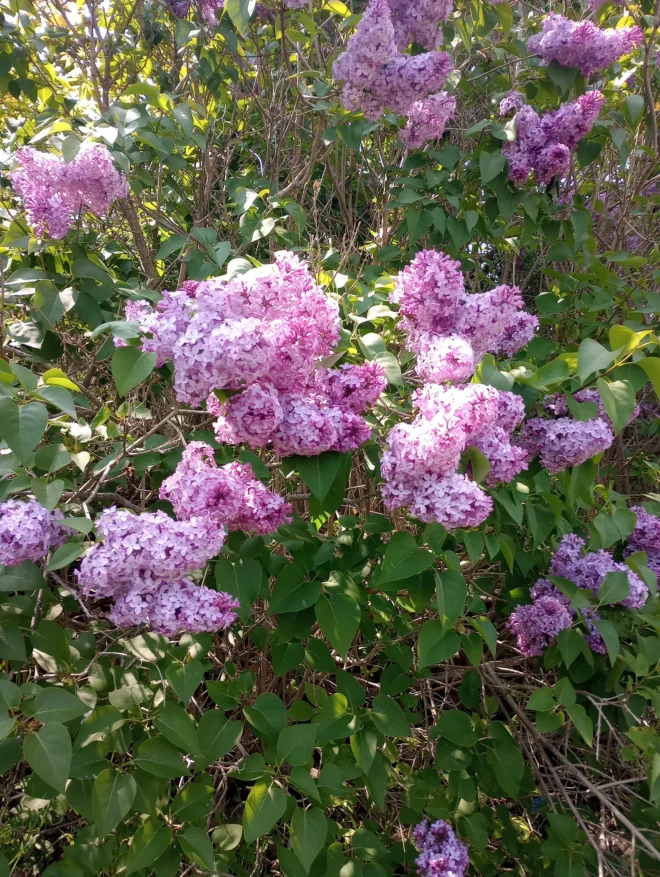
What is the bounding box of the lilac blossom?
[400,92,456,149]
[0,499,70,567]
[109,578,239,636]
[547,388,640,428]
[387,0,453,50]
[504,93,605,185]
[527,14,644,77]
[520,416,614,473]
[332,0,453,121]
[626,506,660,579]
[412,819,469,877]
[160,441,292,534]
[10,144,128,239]
[499,90,525,116]
[508,595,574,657]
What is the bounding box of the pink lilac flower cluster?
[386,0,453,50]
[381,384,529,529]
[503,92,605,185]
[519,385,641,473]
[509,533,650,657]
[0,499,70,567]
[412,819,469,877]
[332,0,453,122]
[211,361,386,456]
[10,144,128,239]
[160,441,292,534]
[527,14,643,77]
[391,250,539,383]
[77,506,238,636]
[126,252,385,456]
[400,92,456,149]
[626,506,660,579]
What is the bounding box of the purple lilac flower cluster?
[9,144,128,239]
[77,507,238,636]
[412,819,469,877]
[519,386,640,474]
[503,92,605,185]
[626,507,660,579]
[386,0,453,50]
[332,0,453,123]
[509,533,650,657]
[400,91,456,149]
[381,250,537,530]
[0,499,70,567]
[527,14,643,77]
[125,252,386,456]
[381,384,529,529]
[391,249,539,383]
[160,441,292,533]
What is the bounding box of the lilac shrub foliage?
[381,250,536,529]
[509,526,656,657]
[413,819,470,877]
[10,144,128,239]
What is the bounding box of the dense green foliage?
[0,0,659,875]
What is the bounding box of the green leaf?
[166,660,204,703]
[197,712,243,767]
[0,560,45,592]
[435,571,467,628]
[23,722,71,793]
[594,619,619,665]
[244,692,288,741]
[34,687,87,723]
[566,703,593,747]
[463,446,490,484]
[370,695,411,738]
[556,628,583,667]
[480,151,507,184]
[624,93,645,127]
[0,399,48,463]
[217,557,264,619]
[0,623,27,662]
[350,729,378,773]
[418,620,460,669]
[171,781,214,823]
[0,679,21,710]
[277,724,317,766]
[470,617,497,657]
[46,540,85,571]
[291,807,327,873]
[92,769,137,836]
[269,562,321,615]
[135,737,191,778]
[111,347,157,396]
[126,818,172,875]
[293,452,345,502]
[638,357,660,400]
[225,0,256,33]
[154,704,200,755]
[596,379,637,434]
[487,742,524,796]
[434,710,478,746]
[315,593,361,659]
[577,338,615,383]
[598,570,630,605]
[243,781,287,843]
[178,826,215,870]
[379,532,434,583]
[527,688,556,711]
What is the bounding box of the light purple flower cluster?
[332,0,453,121]
[400,92,456,149]
[626,507,660,579]
[527,14,643,77]
[211,361,386,456]
[509,533,650,657]
[9,143,129,239]
[412,819,469,877]
[499,90,525,116]
[126,253,385,457]
[503,92,605,185]
[386,0,453,50]
[391,250,539,382]
[381,384,528,528]
[164,0,191,16]
[0,499,70,567]
[519,386,640,474]
[77,507,237,636]
[160,441,292,534]
[200,0,224,24]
